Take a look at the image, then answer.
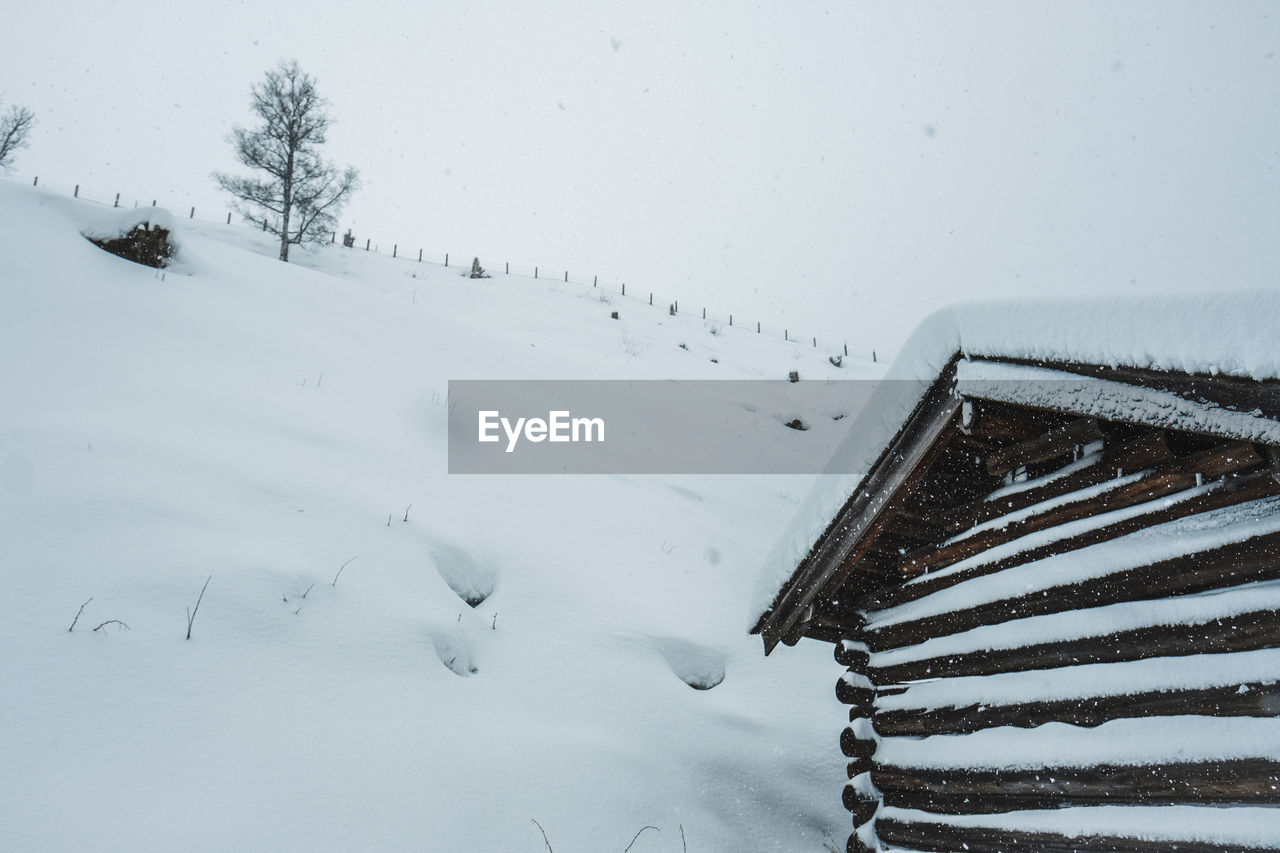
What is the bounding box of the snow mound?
[654,637,727,690]
[430,542,497,607]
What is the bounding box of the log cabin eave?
[753,354,1280,655]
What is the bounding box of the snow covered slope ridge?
[0,182,872,851]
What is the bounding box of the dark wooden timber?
[939,431,1172,535]
[755,358,964,652]
[846,757,872,779]
[864,467,1280,616]
[866,526,1280,652]
[1002,358,1280,424]
[877,817,1275,853]
[840,729,877,758]
[755,354,1280,852]
[870,601,1280,684]
[899,441,1263,578]
[873,679,1280,737]
[873,759,1280,813]
[983,418,1105,477]
[834,642,870,670]
[962,398,1062,443]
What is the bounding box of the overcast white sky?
[3,2,1277,354]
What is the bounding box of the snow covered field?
[0,182,881,851]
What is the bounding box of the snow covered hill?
[0,181,881,852]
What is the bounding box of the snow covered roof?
[751,289,1280,651]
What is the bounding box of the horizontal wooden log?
[866,465,1280,616]
[873,679,1280,737]
[876,817,1272,853]
[841,728,877,758]
[866,525,1280,653]
[1005,358,1280,424]
[873,758,1280,813]
[845,833,874,853]
[834,640,870,669]
[847,756,872,778]
[871,603,1280,685]
[941,431,1171,536]
[900,441,1262,578]
[963,399,1062,443]
[984,417,1104,477]
[836,680,875,709]
[844,796,878,824]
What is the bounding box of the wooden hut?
[750,297,1280,852]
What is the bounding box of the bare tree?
[213,60,359,262]
[0,103,35,172]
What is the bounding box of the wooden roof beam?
[983,417,1105,477]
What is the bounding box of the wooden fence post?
[151,200,156,206]
[74,185,79,198]
[418,249,423,262]
[227,212,232,224]
[190,207,195,219]
[757,322,761,333]
[785,329,789,341]
[813,337,817,347]
[32,176,38,186]
[873,350,877,363]
[114,193,120,208]
[332,232,336,243]
[506,262,509,274]
[649,292,653,305]
[702,308,706,319]
[844,343,848,357]
[535,266,539,278]
[393,244,397,258]
[366,238,370,250]
[564,271,568,282]
[264,219,269,231]
[445,253,449,267]
[729,314,733,326]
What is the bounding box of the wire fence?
[9,173,881,364]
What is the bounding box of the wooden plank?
[755,359,964,653]
[899,441,1263,578]
[983,417,1104,477]
[876,817,1273,853]
[963,398,1062,443]
[874,758,1280,812]
[871,603,1280,685]
[863,466,1280,619]
[1003,358,1280,424]
[873,679,1280,737]
[940,431,1172,535]
[866,525,1280,652]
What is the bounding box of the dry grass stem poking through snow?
[185,575,212,640]
[68,597,93,631]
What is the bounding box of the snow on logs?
[832,425,1280,851]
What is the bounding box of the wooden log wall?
[831,416,1280,853]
